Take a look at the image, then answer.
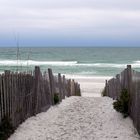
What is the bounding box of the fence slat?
[48,68,55,105]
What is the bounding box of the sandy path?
[9,97,139,140]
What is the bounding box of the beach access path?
[9,96,139,140]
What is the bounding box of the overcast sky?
[0,0,140,47]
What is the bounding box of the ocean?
[0,47,140,75]
[0,47,140,96]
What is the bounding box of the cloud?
[0,0,140,46]
[1,0,140,10]
[1,8,140,31]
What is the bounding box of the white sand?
[9,97,139,140]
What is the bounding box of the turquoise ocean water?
[0,47,140,77]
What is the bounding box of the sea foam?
[0,59,140,68]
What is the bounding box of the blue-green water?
[0,47,140,77]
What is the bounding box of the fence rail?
[105,65,140,134]
[0,66,81,128]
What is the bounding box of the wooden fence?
[0,66,81,128]
[105,65,140,134]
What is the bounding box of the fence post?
[127,65,132,93]
[67,79,71,97]
[58,73,62,102]
[105,80,108,96]
[116,74,121,98]
[71,80,75,96]
[126,65,132,113]
[0,75,3,123]
[62,75,66,99]
[48,68,55,105]
[33,66,41,114]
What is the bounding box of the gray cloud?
[1,0,140,10]
[0,0,140,45]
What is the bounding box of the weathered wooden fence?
[105,65,140,134]
[0,66,81,128]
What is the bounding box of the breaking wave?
[0,59,140,68]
